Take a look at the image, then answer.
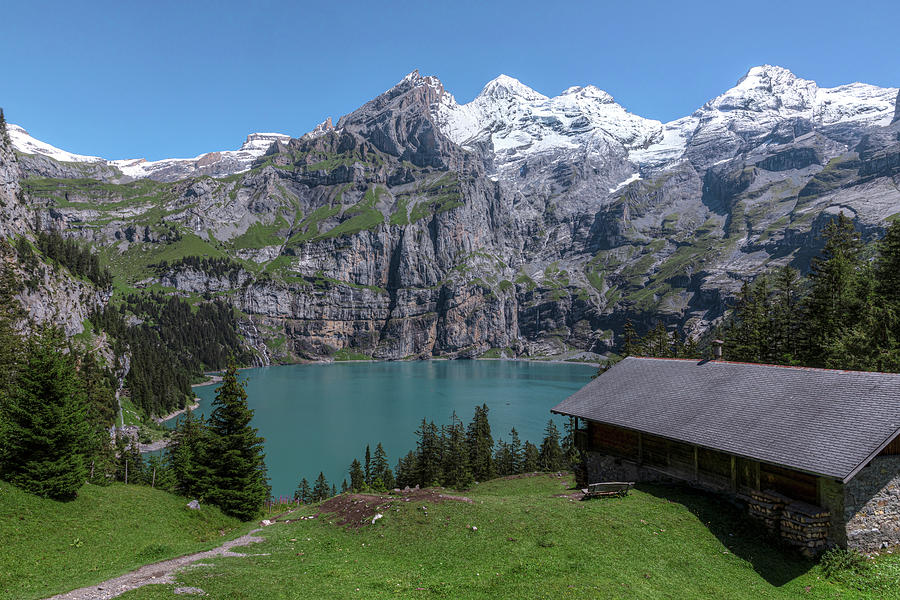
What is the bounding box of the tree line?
[722,214,900,371]
[293,405,582,503]
[153,256,245,281]
[91,292,251,416]
[32,230,113,289]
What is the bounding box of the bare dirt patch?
[314,488,473,529]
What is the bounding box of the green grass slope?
[119,475,900,600]
[0,481,245,600]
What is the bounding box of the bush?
[819,547,871,580]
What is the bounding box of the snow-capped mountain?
[431,65,897,176]
[4,64,900,361]
[9,125,290,182]
[434,74,662,185]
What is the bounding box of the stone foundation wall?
[844,456,900,551]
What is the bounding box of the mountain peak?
[478,75,547,102]
[560,85,615,103]
[739,64,799,83]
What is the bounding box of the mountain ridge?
[3,64,899,364]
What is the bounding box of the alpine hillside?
[4,65,900,366]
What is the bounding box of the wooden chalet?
[552,357,900,554]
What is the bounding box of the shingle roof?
[552,357,900,482]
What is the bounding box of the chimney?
[712,339,724,360]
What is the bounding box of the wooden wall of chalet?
[586,420,818,503]
[880,436,900,456]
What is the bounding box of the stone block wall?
[844,456,900,551]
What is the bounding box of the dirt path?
[43,530,266,600]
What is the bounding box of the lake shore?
[153,400,201,424]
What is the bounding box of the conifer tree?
[522,441,540,472]
[331,483,337,497]
[466,404,494,482]
[621,319,640,356]
[371,443,394,491]
[441,412,472,489]
[201,363,268,520]
[802,213,864,367]
[294,477,312,503]
[166,409,206,498]
[364,445,372,488]
[395,451,417,489]
[312,472,330,502]
[341,479,349,493]
[494,438,513,477]
[539,420,565,471]
[2,327,91,499]
[508,428,523,474]
[415,419,443,486]
[348,458,365,492]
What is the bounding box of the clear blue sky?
[3,0,897,160]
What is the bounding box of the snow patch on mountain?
[8,125,104,164]
[10,126,291,180]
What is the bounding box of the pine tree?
[508,428,523,474]
[201,363,268,520]
[294,478,312,503]
[395,451,417,489]
[539,420,565,471]
[494,438,513,477]
[802,213,864,367]
[466,404,494,482]
[414,419,443,486]
[371,443,393,491]
[441,412,472,489]
[522,441,540,472]
[341,479,349,493]
[348,458,365,492]
[166,409,206,498]
[621,319,640,356]
[312,472,330,502]
[364,445,372,488]
[2,327,91,500]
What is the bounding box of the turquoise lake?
[186,360,595,497]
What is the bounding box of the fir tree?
[395,451,417,489]
[414,419,443,486]
[802,213,864,367]
[201,363,268,520]
[441,412,472,489]
[294,478,312,503]
[166,409,206,498]
[508,428,523,474]
[364,445,372,488]
[371,443,394,491]
[312,472,330,502]
[348,458,365,492]
[2,327,91,500]
[621,319,640,356]
[341,479,349,493]
[522,441,540,472]
[466,404,494,482]
[539,420,565,471]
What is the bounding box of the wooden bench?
[581,481,634,498]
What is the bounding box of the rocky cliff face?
[5,66,900,361]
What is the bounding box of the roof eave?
[841,426,900,484]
